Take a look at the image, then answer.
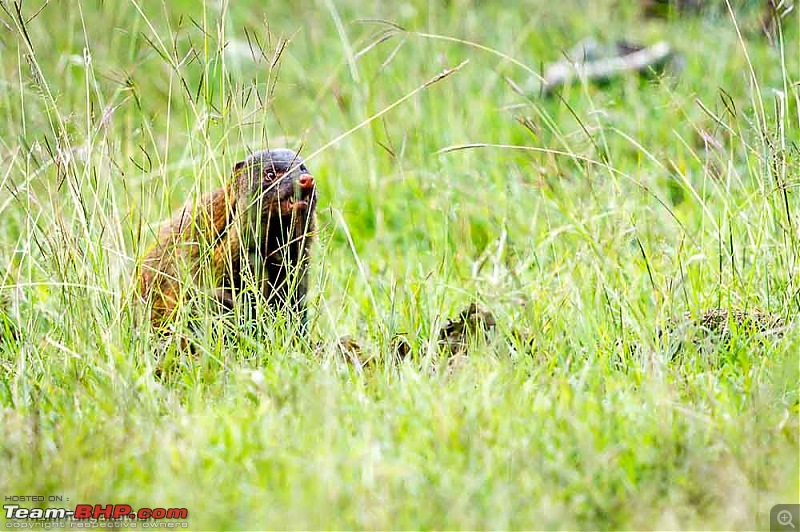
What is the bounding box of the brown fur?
[138,149,317,335]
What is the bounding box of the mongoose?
[439,303,496,357]
[659,307,786,358]
[138,148,317,335]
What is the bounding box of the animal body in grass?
[138,148,317,334]
[660,307,786,353]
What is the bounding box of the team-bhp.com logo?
[4,504,189,528]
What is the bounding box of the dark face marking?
[229,149,318,319]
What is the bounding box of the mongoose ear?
[233,160,248,176]
[232,160,251,196]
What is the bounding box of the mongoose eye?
[266,171,276,181]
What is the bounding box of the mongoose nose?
[298,174,315,190]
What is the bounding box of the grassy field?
[0,0,798,529]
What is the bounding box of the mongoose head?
[233,148,316,216]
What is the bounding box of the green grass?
[0,0,798,529]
